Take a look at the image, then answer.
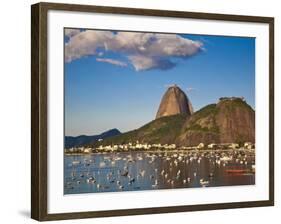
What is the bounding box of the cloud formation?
[65,29,203,71]
[96,58,128,67]
[65,29,81,38]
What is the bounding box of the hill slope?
[96,115,187,146]
[65,128,121,148]
[176,98,255,146]
[96,98,255,147]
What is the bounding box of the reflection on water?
[64,150,255,194]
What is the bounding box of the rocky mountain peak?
[156,85,193,119]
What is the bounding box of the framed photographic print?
[31,2,274,221]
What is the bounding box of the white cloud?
[128,55,175,71]
[65,30,203,71]
[64,28,81,38]
[96,58,127,67]
[65,30,114,62]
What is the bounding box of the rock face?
[156,85,193,119]
[176,98,255,146]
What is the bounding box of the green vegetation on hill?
[218,98,254,112]
[94,114,187,146]
[184,104,219,134]
[177,98,255,146]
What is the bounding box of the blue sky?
[64,29,255,136]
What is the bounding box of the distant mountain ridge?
[65,128,121,149]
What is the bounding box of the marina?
[64,149,255,194]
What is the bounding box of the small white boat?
[152,180,158,188]
[99,161,106,167]
[220,156,232,162]
[200,179,209,187]
[139,170,145,177]
[72,160,80,165]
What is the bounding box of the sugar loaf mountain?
[65,85,255,150]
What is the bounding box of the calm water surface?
[64,150,255,194]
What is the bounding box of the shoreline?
[64,148,255,156]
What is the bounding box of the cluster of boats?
[64,149,255,194]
